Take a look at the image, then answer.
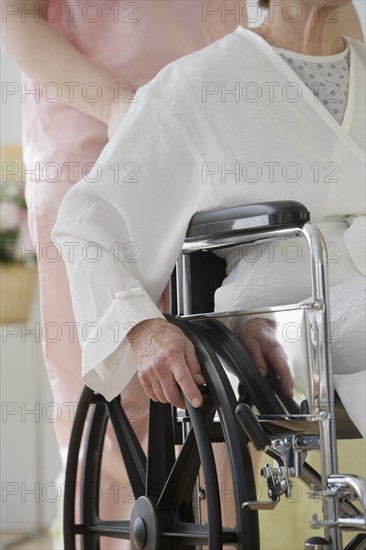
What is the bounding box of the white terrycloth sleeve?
[52,87,208,401]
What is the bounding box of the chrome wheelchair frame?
[63,201,365,550]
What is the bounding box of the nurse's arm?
[0,0,130,125]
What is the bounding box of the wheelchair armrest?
[186,200,310,241]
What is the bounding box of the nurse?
[1,1,248,547]
[53,0,365,441]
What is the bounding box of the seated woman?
[53,0,365,437]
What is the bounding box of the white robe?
[52,28,365,434]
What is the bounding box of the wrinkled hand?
[239,318,294,398]
[127,318,205,409]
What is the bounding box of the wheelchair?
[63,201,366,550]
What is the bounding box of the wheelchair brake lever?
[235,403,271,451]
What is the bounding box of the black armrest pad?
[186,201,310,240]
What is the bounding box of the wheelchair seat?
[63,201,366,550]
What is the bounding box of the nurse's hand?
[239,318,294,398]
[127,319,205,409]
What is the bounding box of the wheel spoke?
[157,397,216,509]
[146,401,176,497]
[106,397,147,499]
[163,523,237,546]
[74,520,130,539]
[157,428,199,508]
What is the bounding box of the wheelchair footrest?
[327,475,366,511]
[242,499,279,511]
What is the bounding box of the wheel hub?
[130,496,163,549]
[131,517,147,549]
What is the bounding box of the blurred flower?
[0,200,20,231]
[1,151,35,263]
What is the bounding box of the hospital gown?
[53,27,366,437]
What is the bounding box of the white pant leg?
[328,278,366,438]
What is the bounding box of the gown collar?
[234,26,363,162]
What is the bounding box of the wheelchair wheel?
[64,315,259,550]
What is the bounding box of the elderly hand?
[127,318,205,409]
[239,318,294,398]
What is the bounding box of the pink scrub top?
[22,0,243,184]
